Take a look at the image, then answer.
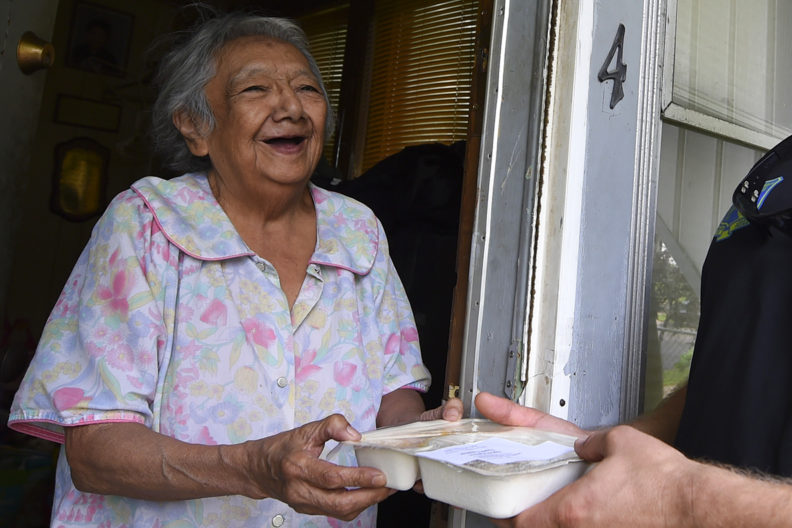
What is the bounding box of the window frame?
[661,0,786,150]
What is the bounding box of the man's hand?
[491,425,697,527]
[475,392,696,528]
[476,391,792,528]
[475,391,587,438]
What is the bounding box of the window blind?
[362,0,478,172]
[299,5,349,163]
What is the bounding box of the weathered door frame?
[452,0,665,522]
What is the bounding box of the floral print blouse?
[9,173,431,527]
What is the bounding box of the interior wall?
[0,0,59,329]
[0,2,187,524]
[5,0,179,346]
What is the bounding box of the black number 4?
[598,23,627,109]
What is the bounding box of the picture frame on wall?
[65,1,133,77]
[51,137,110,221]
[54,94,122,132]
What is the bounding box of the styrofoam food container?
[348,419,588,519]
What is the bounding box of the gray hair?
[151,10,333,173]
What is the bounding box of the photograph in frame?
[66,1,134,77]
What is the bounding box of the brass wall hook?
[17,31,55,75]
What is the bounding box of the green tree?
[652,241,700,330]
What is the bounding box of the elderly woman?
[8,11,462,528]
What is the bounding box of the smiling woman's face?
[189,36,327,194]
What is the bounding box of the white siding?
[657,124,762,282]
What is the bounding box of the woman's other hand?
[377,389,464,428]
[376,391,463,495]
[418,396,463,422]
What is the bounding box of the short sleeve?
[7,191,168,443]
[373,221,432,395]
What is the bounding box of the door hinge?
[504,342,521,400]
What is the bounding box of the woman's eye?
[299,84,320,93]
[242,85,266,93]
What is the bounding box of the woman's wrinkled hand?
[377,389,464,428]
[418,396,464,422]
[410,396,464,495]
[245,414,395,521]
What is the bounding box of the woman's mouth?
[265,136,306,146]
[263,135,307,154]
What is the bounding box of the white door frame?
[455,0,665,521]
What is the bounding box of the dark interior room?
[0,1,488,525]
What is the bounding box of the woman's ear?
[173,110,209,157]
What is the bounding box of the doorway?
[0,0,487,526]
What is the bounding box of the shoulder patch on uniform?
[714,205,749,241]
[757,176,784,210]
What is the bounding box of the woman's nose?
[272,86,302,120]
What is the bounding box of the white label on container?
[417,438,574,465]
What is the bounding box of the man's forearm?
[690,461,792,527]
[629,383,686,444]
